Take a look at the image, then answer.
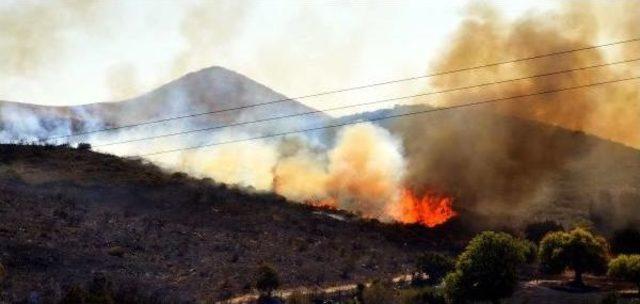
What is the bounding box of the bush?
[608,254,640,294]
[0,262,6,282]
[524,220,564,244]
[443,231,527,303]
[400,286,445,304]
[539,228,609,287]
[255,264,280,297]
[414,252,455,285]
[610,228,640,255]
[362,280,398,304]
[61,273,116,304]
[77,143,92,151]
[107,246,125,258]
[61,284,89,303]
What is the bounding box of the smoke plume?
[389,1,640,228]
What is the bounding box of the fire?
[395,188,457,227]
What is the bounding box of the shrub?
[524,220,564,244]
[608,254,640,294]
[400,286,445,304]
[107,246,125,258]
[77,143,92,151]
[61,273,116,304]
[362,280,398,304]
[443,231,527,304]
[538,228,609,287]
[414,252,455,285]
[61,284,89,303]
[0,262,6,282]
[255,264,280,297]
[610,228,640,255]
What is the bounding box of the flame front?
[395,188,457,227]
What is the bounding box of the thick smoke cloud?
[389,1,640,228]
[0,0,104,77]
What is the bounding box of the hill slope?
[0,144,462,303]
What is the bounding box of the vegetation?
[362,280,397,304]
[255,264,280,297]
[0,262,6,282]
[414,252,455,285]
[399,286,445,304]
[443,231,527,304]
[538,228,609,287]
[524,220,564,244]
[610,228,640,255]
[608,254,640,294]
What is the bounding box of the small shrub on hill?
[255,264,280,297]
[362,280,398,304]
[0,261,6,282]
[400,286,445,304]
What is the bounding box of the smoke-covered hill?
[0,66,330,144]
[335,103,640,232]
[0,144,466,303]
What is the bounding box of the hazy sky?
[1,0,561,107]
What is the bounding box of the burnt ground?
[0,144,469,303]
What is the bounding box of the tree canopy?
[538,228,609,287]
[444,231,527,304]
[608,254,640,293]
[415,252,455,285]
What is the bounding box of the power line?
[137,75,640,157]
[47,37,640,141]
[93,57,640,147]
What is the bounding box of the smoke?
[389,1,640,228]
[1,1,637,231]
[274,123,406,220]
[172,123,411,222]
[0,0,104,77]
[428,1,640,148]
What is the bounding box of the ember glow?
[395,188,457,227]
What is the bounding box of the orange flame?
[396,188,457,227]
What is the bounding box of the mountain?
[0,66,331,144]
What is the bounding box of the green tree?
[414,252,455,285]
[538,228,609,287]
[255,264,280,297]
[443,231,527,304]
[608,254,640,294]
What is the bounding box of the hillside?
[0,144,466,303]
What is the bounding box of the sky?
[1,0,561,108]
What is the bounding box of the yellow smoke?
[428,1,640,148]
